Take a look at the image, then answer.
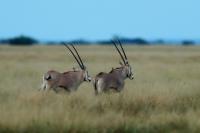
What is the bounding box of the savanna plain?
[0,45,200,133]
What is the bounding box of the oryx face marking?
[83,70,92,82]
[124,64,134,80]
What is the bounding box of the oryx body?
[94,40,134,94]
[41,43,91,93]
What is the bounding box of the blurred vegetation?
[0,35,197,46]
[0,35,38,45]
[182,40,195,46]
[0,45,200,132]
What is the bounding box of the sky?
[0,0,200,41]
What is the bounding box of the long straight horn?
[62,43,83,69]
[111,40,126,64]
[70,44,85,70]
[117,40,128,64]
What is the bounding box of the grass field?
[0,45,200,132]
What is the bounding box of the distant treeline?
[0,35,38,45]
[0,35,196,46]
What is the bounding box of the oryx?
[41,43,91,93]
[93,40,134,95]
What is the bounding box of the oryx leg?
[40,76,49,91]
[95,78,104,95]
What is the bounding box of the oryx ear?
[73,67,76,71]
[73,67,79,71]
[119,61,123,66]
[125,59,129,65]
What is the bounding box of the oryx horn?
[111,40,126,64]
[62,42,84,69]
[70,44,85,70]
[117,40,128,64]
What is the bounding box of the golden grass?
[0,45,200,132]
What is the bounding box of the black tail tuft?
[93,77,99,94]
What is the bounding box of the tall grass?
[0,45,200,132]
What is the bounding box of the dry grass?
[0,45,200,132]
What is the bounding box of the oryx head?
[112,40,134,80]
[63,43,92,82]
[83,69,91,82]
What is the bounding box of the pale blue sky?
[0,0,199,41]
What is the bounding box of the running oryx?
[41,43,91,93]
[93,40,134,95]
